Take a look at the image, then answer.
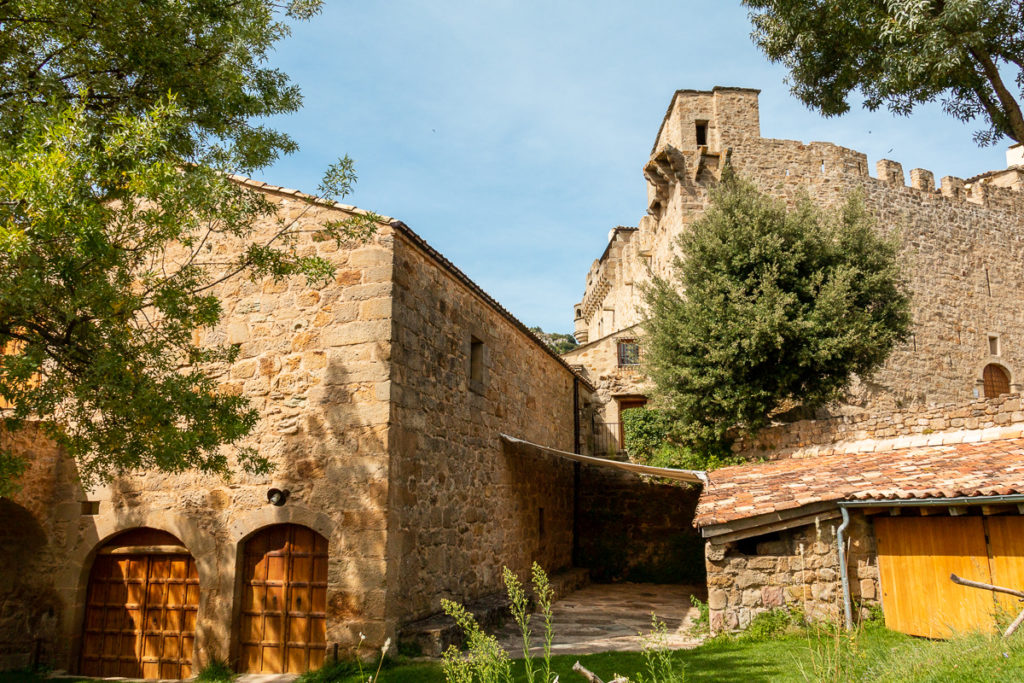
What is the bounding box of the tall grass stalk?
[504,567,535,683]
[531,562,556,682]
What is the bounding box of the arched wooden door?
[79,529,199,679]
[239,524,328,673]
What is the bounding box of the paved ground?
[494,583,704,656]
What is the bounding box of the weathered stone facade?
[705,515,878,632]
[576,466,704,584]
[1,181,585,675]
[572,86,1024,417]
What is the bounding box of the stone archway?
[78,528,200,679]
[237,524,328,674]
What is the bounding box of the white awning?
[500,433,708,484]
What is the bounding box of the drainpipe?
[572,378,581,567]
[837,506,853,630]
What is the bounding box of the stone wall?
[572,87,1024,420]
[706,514,879,633]
[385,230,578,627]
[576,466,704,584]
[563,327,648,430]
[737,393,1024,459]
[2,188,399,671]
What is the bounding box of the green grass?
[4,624,1024,682]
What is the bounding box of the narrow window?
[538,507,545,538]
[989,335,1001,356]
[470,337,484,384]
[983,363,1010,398]
[81,501,100,515]
[617,340,640,367]
[695,121,708,146]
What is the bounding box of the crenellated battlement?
[575,85,1024,421]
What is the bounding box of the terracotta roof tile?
[695,437,1024,527]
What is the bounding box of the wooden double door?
[80,531,199,679]
[239,524,328,674]
[875,515,1024,638]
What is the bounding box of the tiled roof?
[695,437,1024,528]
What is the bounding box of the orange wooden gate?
[239,524,328,674]
[80,531,199,679]
[875,515,1024,638]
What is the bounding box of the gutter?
[835,494,1024,629]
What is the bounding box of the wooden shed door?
[875,516,1024,638]
[240,525,328,674]
[80,548,199,678]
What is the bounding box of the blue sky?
[258,1,1007,333]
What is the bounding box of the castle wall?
[576,466,704,584]
[574,88,1024,418]
[385,231,577,626]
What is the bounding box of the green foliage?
[743,0,1024,145]
[527,327,579,355]
[739,608,805,643]
[633,613,686,683]
[642,171,911,455]
[503,567,535,683]
[196,660,235,683]
[0,0,383,494]
[0,100,378,495]
[0,0,324,167]
[529,562,556,683]
[622,406,741,471]
[441,599,513,683]
[687,595,710,638]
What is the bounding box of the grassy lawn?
[4,624,1024,682]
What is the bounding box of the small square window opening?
[470,337,484,384]
[989,335,1001,356]
[695,121,708,146]
[617,340,640,367]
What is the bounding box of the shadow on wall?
[576,466,705,584]
[0,498,60,671]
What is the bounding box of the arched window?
[983,364,1011,398]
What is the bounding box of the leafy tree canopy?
[0,0,383,495]
[528,327,579,355]
[744,0,1024,145]
[0,0,322,167]
[643,171,912,459]
[0,99,377,495]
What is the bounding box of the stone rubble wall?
[576,466,704,584]
[737,393,1024,459]
[563,329,648,429]
[386,232,577,627]
[706,514,879,633]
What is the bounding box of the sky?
[258,0,1008,334]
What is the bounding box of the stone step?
[398,567,590,657]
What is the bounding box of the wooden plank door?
[80,552,199,678]
[239,525,328,674]
[874,516,996,638]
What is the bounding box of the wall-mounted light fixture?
[267,488,290,506]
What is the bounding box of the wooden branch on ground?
[950,574,1024,600]
[950,573,1024,637]
[571,661,628,683]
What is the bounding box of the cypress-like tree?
[643,171,912,462]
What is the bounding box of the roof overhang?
[499,434,707,485]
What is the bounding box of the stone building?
[0,179,592,675]
[566,86,1024,636]
[568,86,1024,441]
